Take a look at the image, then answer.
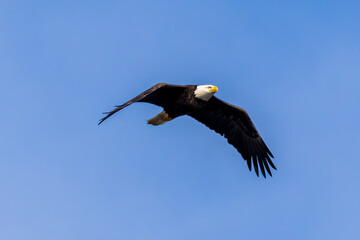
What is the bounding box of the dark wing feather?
[188,96,275,178]
[98,83,186,125]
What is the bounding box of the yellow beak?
[209,86,218,93]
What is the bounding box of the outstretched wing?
[98,83,186,125]
[188,96,275,178]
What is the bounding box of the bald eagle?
[99,83,276,177]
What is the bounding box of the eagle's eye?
[207,86,212,89]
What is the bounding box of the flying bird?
[99,83,276,177]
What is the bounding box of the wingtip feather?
[246,159,252,171]
[267,157,277,170]
[253,157,259,177]
[263,159,272,177]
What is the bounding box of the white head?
[194,85,218,101]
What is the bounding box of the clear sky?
[1,1,360,239]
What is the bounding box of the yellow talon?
[161,114,172,121]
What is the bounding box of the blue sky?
[1,1,360,239]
